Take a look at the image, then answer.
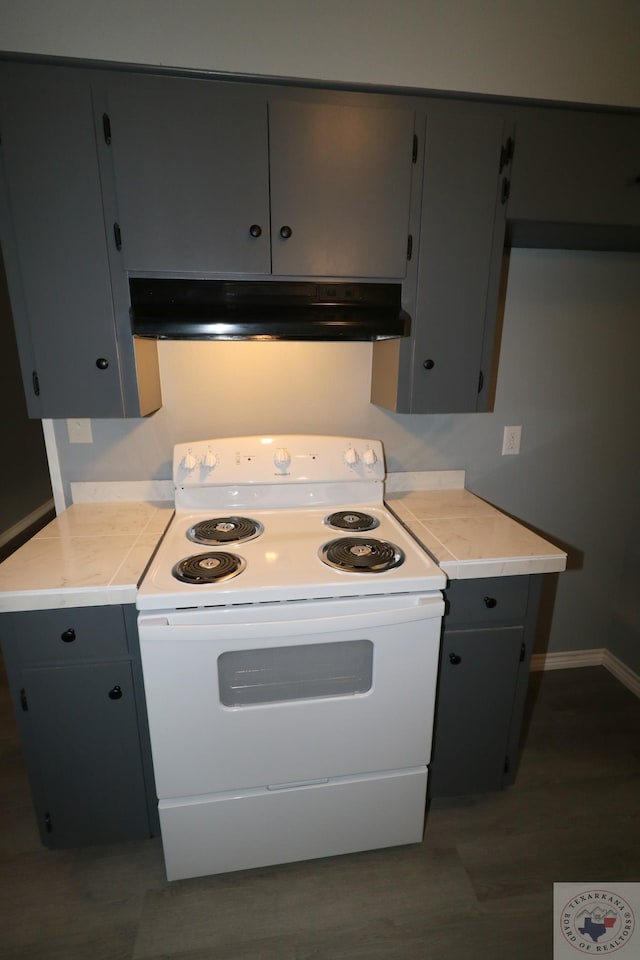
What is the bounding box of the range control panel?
[173,435,386,486]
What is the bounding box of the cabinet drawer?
[445,576,530,626]
[3,606,129,664]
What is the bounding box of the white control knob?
[362,447,378,466]
[274,447,291,470]
[204,448,217,469]
[182,450,197,470]
[344,447,359,466]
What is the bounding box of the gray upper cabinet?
[0,62,161,419]
[268,99,415,277]
[104,74,416,279]
[105,75,271,275]
[508,107,640,250]
[371,104,512,413]
[4,58,636,421]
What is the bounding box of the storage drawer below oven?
[158,767,428,881]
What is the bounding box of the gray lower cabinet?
[0,604,158,848]
[102,73,416,279]
[0,62,161,419]
[507,106,640,251]
[429,574,542,798]
[371,102,513,414]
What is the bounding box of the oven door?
[138,592,444,799]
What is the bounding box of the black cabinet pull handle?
[102,113,112,145]
[249,224,262,238]
[60,628,76,643]
[499,136,514,173]
[484,596,497,608]
[96,358,109,370]
[108,685,123,700]
[279,225,292,239]
[449,653,462,665]
[423,359,435,370]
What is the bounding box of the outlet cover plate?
[67,419,93,444]
[502,425,521,456]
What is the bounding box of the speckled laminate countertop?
[386,488,567,579]
[0,501,174,612]
[0,474,566,614]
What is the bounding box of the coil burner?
[320,537,404,574]
[172,552,246,584]
[187,516,263,546]
[325,510,379,532]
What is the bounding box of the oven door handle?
[139,595,444,639]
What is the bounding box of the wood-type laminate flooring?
[1,665,639,959]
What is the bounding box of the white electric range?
[137,435,446,880]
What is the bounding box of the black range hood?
[129,279,410,341]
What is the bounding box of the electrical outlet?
[67,419,93,444]
[502,425,521,456]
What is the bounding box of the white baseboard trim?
[0,498,55,549]
[530,649,605,672]
[602,650,640,699]
[530,648,640,698]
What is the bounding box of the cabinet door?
[269,99,415,277]
[106,75,271,274]
[429,626,524,797]
[508,107,640,248]
[371,105,511,414]
[410,108,510,413]
[22,661,150,847]
[0,63,126,417]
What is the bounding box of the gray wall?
[53,249,640,662]
[2,1,639,108]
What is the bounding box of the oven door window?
[218,639,373,707]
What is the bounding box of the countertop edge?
[0,584,139,614]
[439,555,568,579]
